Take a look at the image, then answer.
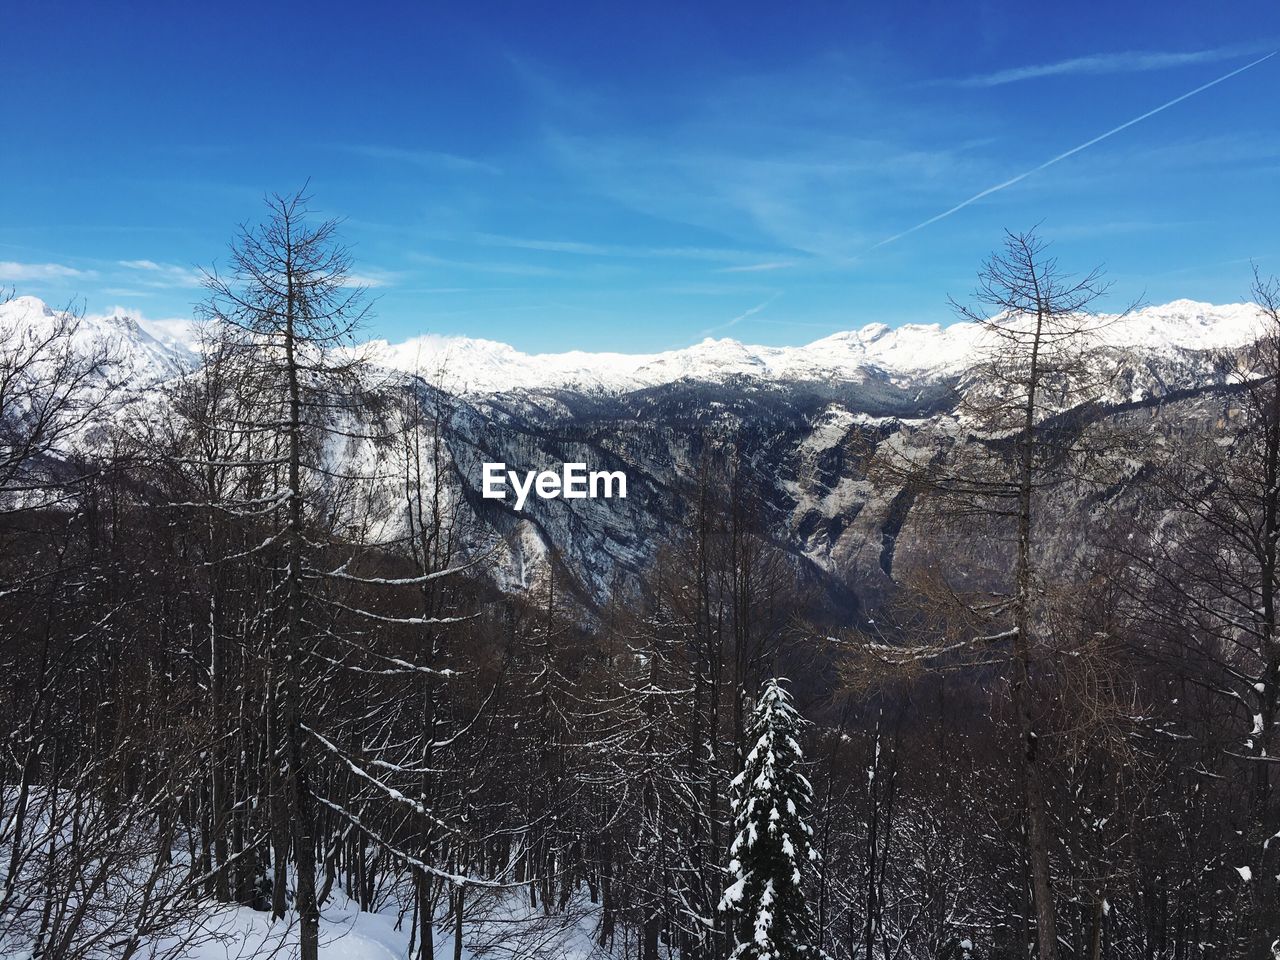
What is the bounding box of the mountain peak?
[4,295,56,320]
[0,295,195,384]
[858,322,892,343]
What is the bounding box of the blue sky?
[2,1,1278,352]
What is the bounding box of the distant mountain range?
[370,298,1264,394]
[2,293,1267,612]
[4,294,1264,395]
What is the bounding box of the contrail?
[702,292,781,336]
[872,51,1277,250]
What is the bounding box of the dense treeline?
[1,196,1278,959]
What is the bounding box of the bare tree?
[856,228,1130,960]
[196,187,374,960]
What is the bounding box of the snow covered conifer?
[720,678,825,960]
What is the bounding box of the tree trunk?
[282,247,320,960]
[1013,301,1058,960]
[453,883,465,960]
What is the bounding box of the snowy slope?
[370,299,1266,394]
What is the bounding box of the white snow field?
[160,892,609,960]
[0,890,611,959]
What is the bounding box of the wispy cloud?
[0,261,93,281]
[118,259,204,288]
[117,258,392,292]
[718,260,797,273]
[953,43,1272,87]
[474,232,789,264]
[410,252,563,277]
[745,317,832,329]
[341,272,397,289]
[535,104,984,263]
[475,234,616,256]
[1048,219,1193,239]
[331,144,500,175]
[873,51,1278,250]
[658,282,780,296]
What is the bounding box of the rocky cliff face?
[433,346,1248,618]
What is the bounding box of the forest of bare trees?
[1,196,1278,959]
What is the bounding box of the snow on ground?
[162,902,403,960]
[153,891,611,960]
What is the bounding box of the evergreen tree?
[720,678,824,960]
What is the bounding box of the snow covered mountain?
[2,294,1267,609]
[6,293,1262,397]
[368,298,1266,608]
[368,299,1266,394]
[0,295,198,386]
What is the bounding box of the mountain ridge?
[0,292,1267,608]
[3,294,1264,395]
[369,297,1266,393]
